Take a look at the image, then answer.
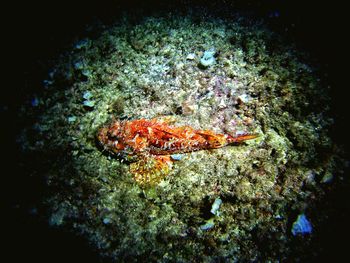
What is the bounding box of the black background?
[6,0,349,262]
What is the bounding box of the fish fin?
[196,131,227,148]
[153,127,181,138]
[130,155,173,186]
[152,116,177,124]
[227,133,259,143]
[160,116,177,124]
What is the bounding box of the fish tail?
[226,133,259,144]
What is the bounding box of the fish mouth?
[96,126,137,163]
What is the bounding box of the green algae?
[19,11,347,262]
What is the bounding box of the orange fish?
[97,117,258,186]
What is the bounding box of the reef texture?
[19,11,347,262]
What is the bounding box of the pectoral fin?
[130,155,173,186]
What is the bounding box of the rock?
[210,197,222,216]
[83,100,95,108]
[200,49,216,67]
[200,219,215,230]
[186,53,196,60]
[291,213,312,236]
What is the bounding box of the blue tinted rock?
[31,97,39,107]
[210,198,222,216]
[74,39,89,49]
[67,116,77,122]
[321,172,333,183]
[74,61,85,70]
[200,219,215,231]
[103,217,112,224]
[170,154,183,161]
[83,91,93,100]
[291,213,312,236]
[200,49,216,67]
[83,100,95,108]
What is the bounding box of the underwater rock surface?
[19,10,346,262]
[291,213,312,236]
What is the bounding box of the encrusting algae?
[97,117,258,185]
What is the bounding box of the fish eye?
[107,131,119,140]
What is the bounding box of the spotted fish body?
[97,118,258,185]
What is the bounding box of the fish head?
[97,121,124,151]
[97,121,138,162]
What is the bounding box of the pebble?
[186,53,196,60]
[200,49,216,67]
[210,198,222,216]
[170,154,183,161]
[200,219,215,230]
